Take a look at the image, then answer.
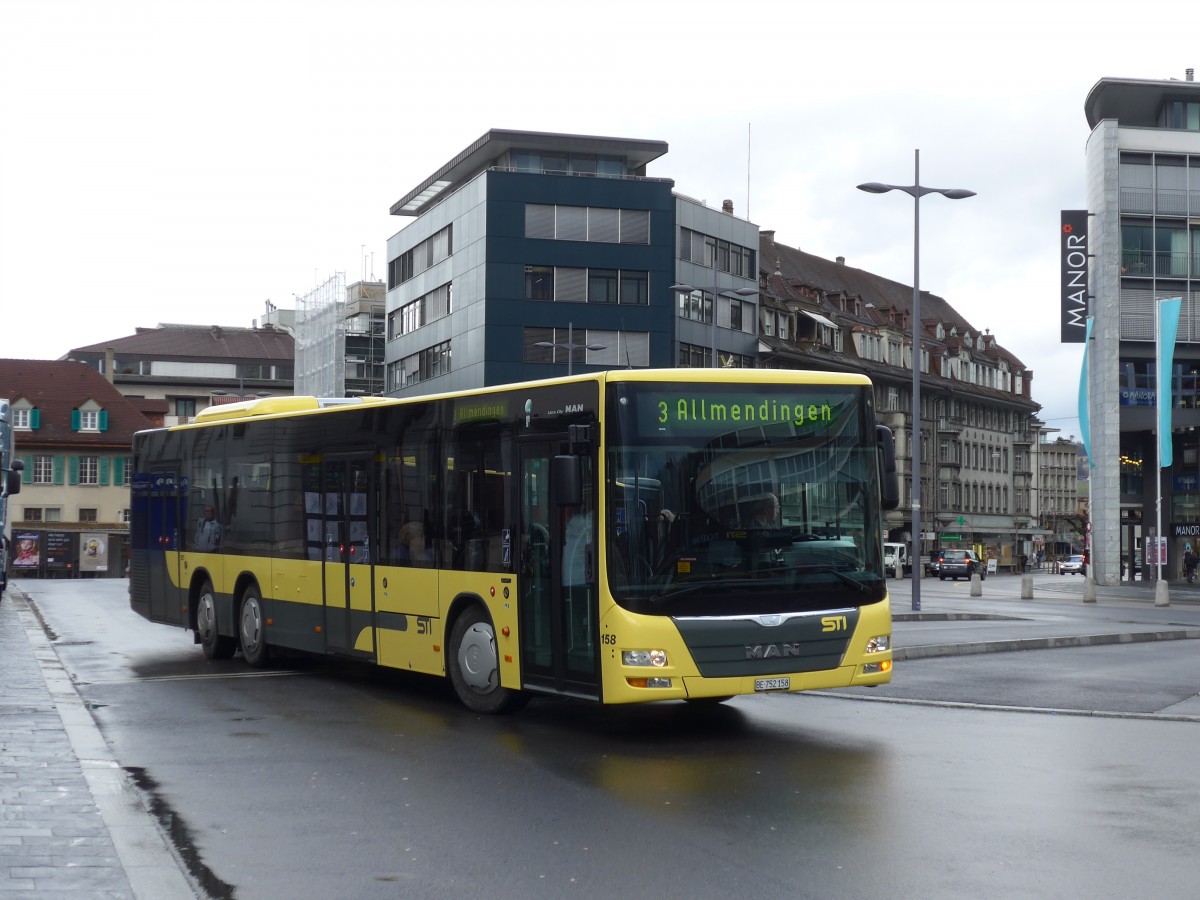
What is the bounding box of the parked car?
[1061,554,1086,575]
[938,549,985,581]
[925,549,947,577]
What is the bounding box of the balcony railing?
[1121,249,1192,278]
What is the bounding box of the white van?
[883,542,910,576]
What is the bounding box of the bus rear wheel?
[238,587,270,668]
[197,580,235,660]
[448,606,526,714]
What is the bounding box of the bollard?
[1020,574,1033,600]
[970,572,982,597]
[1154,579,1170,607]
[1083,574,1097,603]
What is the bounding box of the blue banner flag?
[1158,296,1183,468]
[1078,317,1092,463]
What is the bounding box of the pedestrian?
[1185,547,1197,583]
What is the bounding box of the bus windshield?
[606,380,886,616]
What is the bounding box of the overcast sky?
[2,1,1196,440]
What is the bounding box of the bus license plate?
[755,677,790,692]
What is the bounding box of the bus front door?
[321,455,377,660]
[519,439,599,699]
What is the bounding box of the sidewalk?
[0,586,196,899]
[887,570,1200,662]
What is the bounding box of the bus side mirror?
[4,459,22,497]
[552,455,582,507]
[877,426,899,511]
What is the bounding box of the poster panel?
[80,532,110,573]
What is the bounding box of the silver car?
[1060,555,1086,575]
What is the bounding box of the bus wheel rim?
[241,598,262,655]
[458,623,498,694]
[198,594,216,642]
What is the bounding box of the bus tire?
[238,586,270,668]
[197,580,236,660]
[448,605,526,714]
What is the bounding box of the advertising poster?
[12,531,40,569]
[80,532,109,573]
[44,532,73,571]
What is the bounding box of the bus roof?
[167,368,873,432]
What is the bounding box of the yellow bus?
[130,368,898,713]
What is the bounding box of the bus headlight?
[622,649,668,667]
[865,634,890,653]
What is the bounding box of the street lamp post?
[534,322,606,376]
[670,281,758,368]
[858,150,975,612]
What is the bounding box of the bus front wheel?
[238,587,270,668]
[448,606,526,714]
[197,580,235,660]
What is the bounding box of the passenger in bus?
[195,506,222,551]
[397,520,430,565]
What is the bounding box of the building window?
[80,456,99,485]
[24,507,42,522]
[399,341,451,387]
[588,269,619,304]
[387,225,452,289]
[80,410,100,431]
[174,398,196,418]
[79,508,98,523]
[13,408,30,429]
[123,457,132,485]
[620,271,648,305]
[677,290,711,324]
[33,455,53,484]
[524,328,649,368]
[525,267,554,301]
[397,283,452,334]
[526,266,647,304]
[121,508,132,524]
[677,341,711,369]
[678,227,756,275]
[1158,100,1200,131]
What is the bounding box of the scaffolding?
[294,272,346,397]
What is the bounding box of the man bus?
[130,369,897,713]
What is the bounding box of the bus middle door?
[321,454,377,659]
[518,436,599,699]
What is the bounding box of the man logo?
[745,643,802,659]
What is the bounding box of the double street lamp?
[670,281,758,368]
[212,376,271,404]
[858,150,975,612]
[534,322,606,376]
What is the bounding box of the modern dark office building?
[383,129,761,394]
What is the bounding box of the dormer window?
[13,407,30,429]
[72,404,108,433]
